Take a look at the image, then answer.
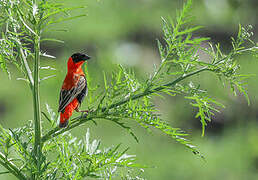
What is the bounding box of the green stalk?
[33,28,42,177]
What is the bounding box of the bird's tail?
[59,113,69,128]
[59,107,73,128]
[59,99,79,128]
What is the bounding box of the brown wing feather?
[58,76,86,113]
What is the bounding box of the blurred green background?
[0,0,258,179]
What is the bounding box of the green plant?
[0,0,257,179]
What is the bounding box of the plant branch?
[19,48,34,89]
[41,67,209,142]
[104,67,209,111]
[42,117,94,142]
[0,152,26,180]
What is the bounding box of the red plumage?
[58,53,90,128]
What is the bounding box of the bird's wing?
[58,76,86,113]
[76,79,88,104]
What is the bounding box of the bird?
[58,53,91,128]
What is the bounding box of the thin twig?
[19,48,34,88]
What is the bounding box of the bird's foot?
[75,108,89,113]
[75,107,89,118]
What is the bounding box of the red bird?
[58,53,91,128]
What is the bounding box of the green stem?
[0,152,26,180]
[33,30,42,177]
[41,67,209,142]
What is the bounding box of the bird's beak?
[83,54,91,61]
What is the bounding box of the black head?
[71,53,91,63]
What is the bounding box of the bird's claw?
[76,108,95,118]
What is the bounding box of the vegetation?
[0,0,257,179]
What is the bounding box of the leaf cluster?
[0,0,85,82]
[0,120,141,179]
